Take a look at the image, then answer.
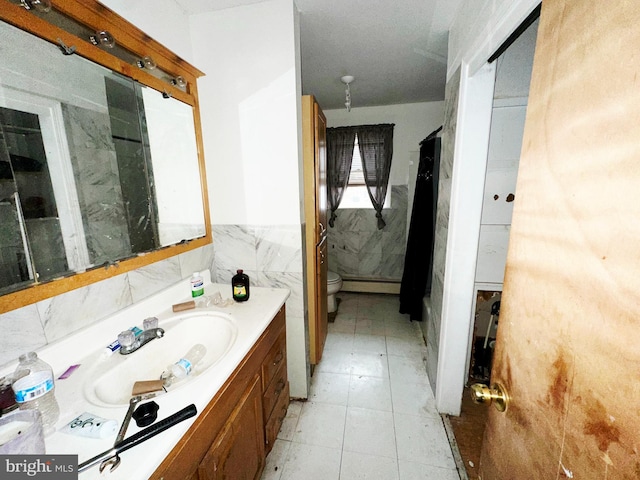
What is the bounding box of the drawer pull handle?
[278,406,287,422]
[275,379,285,395]
[273,351,284,366]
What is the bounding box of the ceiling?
[175,0,464,109]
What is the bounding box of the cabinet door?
[198,375,265,480]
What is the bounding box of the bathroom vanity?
[0,275,289,480]
[151,305,288,480]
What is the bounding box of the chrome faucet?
[118,327,165,355]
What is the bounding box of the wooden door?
[303,95,328,365]
[478,1,640,478]
[315,101,327,243]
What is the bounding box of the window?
[338,134,391,209]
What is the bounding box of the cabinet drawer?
[264,382,289,455]
[261,330,286,392]
[262,361,287,421]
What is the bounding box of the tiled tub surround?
[0,243,215,367]
[0,275,289,480]
[328,185,408,282]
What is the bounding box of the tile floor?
[261,292,461,480]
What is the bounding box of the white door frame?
[435,0,540,415]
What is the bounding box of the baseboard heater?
[341,279,401,295]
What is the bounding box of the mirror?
[0,11,208,303]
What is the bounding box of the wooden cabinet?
[302,94,328,366]
[198,375,264,480]
[261,328,288,454]
[151,307,288,480]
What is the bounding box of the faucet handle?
[118,330,136,348]
[143,317,159,330]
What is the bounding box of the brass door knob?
[470,382,509,412]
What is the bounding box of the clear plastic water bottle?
[162,344,207,387]
[11,352,60,435]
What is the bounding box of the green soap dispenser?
[232,269,250,302]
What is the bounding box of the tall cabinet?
[302,95,328,366]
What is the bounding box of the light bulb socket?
[171,76,187,88]
[90,30,115,48]
[20,0,51,12]
[136,56,157,70]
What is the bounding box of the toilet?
[327,270,343,313]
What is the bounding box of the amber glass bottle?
[232,269,250,302]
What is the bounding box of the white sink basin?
[84,311,237,407]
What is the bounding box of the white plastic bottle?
[191,272,204,297]
[163,344,207,387]
[12,352,60,435]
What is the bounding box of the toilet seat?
[327,271,341,285]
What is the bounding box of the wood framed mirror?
[0,0,211,314]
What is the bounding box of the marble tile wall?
[327,185,408,282]
[0,243,215,367]
[211,224,304,319]
[62,104,132,265]
[211,224,307,398]
[424,67,461,392]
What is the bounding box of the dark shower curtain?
[399,127,441,321]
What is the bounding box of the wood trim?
[302,96,319,363]
[0,0,212,314]
[0,236,211,314]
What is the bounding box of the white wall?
[189,1,302,227]
[99,0,195,64]
[188,0,308,399]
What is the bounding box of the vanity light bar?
[11,0,189,93]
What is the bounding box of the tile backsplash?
[211,224,304,321]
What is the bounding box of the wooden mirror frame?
[0,0,211,314]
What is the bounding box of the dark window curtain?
[326,127,356,227]
[399,127,441,321]
[354,124,394,229]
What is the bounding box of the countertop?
[0,274,289,479]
